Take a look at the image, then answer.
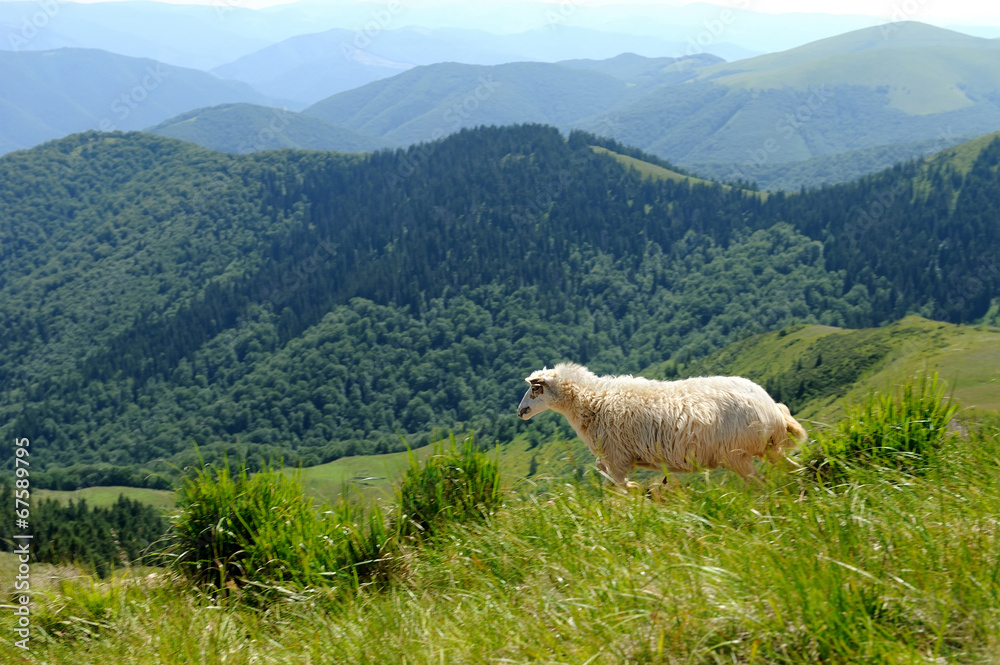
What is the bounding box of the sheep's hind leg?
[764,445,792,471]
[724,457,763,484]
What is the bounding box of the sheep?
[517,363,807,488]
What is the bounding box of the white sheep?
[517,363,807,488]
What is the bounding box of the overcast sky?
[41,0,1000,22]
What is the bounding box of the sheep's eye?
[531,384,543,396]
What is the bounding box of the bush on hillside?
[396,434,503,540]
[805,372,960,480]
[164,435,502,601]
[164,460,391,599]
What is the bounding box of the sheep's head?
[517,368,558,420]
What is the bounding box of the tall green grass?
[806,371,960,479]
[162,435,501,600]
[396,434,503,540]
[163,460,387,599]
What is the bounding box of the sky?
[34,0,1000,25]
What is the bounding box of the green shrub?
[164,460,391,598]
[163,436,502,602]
[396,434,502,540]
[806,372,960,479]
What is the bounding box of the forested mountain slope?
[0,126,997,488]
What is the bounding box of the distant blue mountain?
[0,48,275,155]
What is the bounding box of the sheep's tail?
[776,403,807,444]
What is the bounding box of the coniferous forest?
[0,125,998,488]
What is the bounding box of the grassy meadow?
[2,379,1000,664]
[34,486,177,510]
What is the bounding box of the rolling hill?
[302,61,636,145]
[695,21,1000,115]
[301,57,721,146]
[145,103,388,154]
[0,126,998,491]
[592,22,1000,169]
[678,316,1000,420]
[0,48,276,155]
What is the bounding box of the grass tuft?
[163,458,391,599]
[396,433,503,541]
[805,371,960,479]
[161,435,500,601]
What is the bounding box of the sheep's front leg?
[595,458,639,490]
[608,463,640,491]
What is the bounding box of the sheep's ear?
[529,376,549,387]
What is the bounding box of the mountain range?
[299,22,1000,185]
[149,22,1000,190]
[209,27,740,107]
[0,0,895,70]
[4,21,1000,192]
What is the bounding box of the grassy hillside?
[2,127,999,492]
[591,145,721,186]
[35,310,998,512]
[38,313,999,509]
[3,411,999,663]
[697,23,1000,114]
[146,103,387,154]
[591,145,769,200]
[557,52,722,88]
[35,486,176,510]
[677,316,1000,421]
[923,129,1000,175]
